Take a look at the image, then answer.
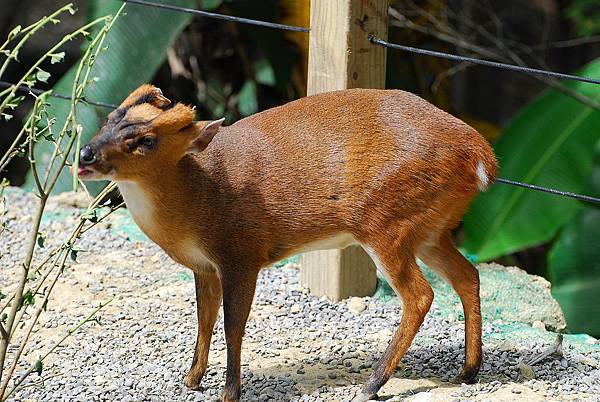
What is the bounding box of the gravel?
[1,187,599,402]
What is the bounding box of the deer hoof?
[351,392,378,402]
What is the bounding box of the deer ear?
[187,118,225,153]
[151,103,196,134]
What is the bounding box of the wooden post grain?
[300,0,389,301]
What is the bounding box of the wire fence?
[120,0,310,32]
[369,36,600,86]
[494,178,599,204]
[0,81,117,110]
[2,0,599,205]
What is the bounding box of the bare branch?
[388,3,600,112]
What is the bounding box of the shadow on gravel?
[242,341,543,400]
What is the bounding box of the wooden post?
[300,0,389,302]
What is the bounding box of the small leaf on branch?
[15,147,26,158]
[6,95,25,110]
[34,359,43,375]
[2,113,13,121]
[24,73,37,87]
[7,25,22,41]
[22,290,35,306]
[0,291,6,300]
[70,249,78,262]
[36,69,51,83]
[37,232,47,248]
[81,208,98,223]
[50,52,65,64]
[0,313,7,323]
[10,48,20,62]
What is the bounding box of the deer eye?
[140,136,156,149]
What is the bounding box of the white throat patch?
[117,182,156,232]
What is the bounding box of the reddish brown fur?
[79,85,497,402]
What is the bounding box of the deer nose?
[79,145,97,165]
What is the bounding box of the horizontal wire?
[370,36,600,85]
[120,0,310,33]
[495,177,600,204]
[0,80,117,109]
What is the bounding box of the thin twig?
[28,95,48,198]
[2,298,113,401]
[0,125,28,173]
[0,4,75,82]
[0,5,124,392]
[0,15,109,114]
[0,266,62,396]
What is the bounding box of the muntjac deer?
[78,84,497,402]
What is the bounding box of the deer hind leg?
[417,231,482,383]
[353,231,434,402]
[184,271,222,390]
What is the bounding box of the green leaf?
[70,249,78,262]
[22,290,35,306]
[201,0,223,10]
[567,0,600,36]
[25,0,195,195]
[548,147,600,337]
[254,59,276,86]
[7,25,22,41]
[37,232,46,248]
[81,208,98,223]
[0,291,6,300]
[231,1,300,91]
[34,359,43,376]
[6,95,25,110]
[237,80,258,117]
[23,73,37,87]
[14,148,25,158]
[463,59,600,261]
[50,51,66,64]
[36,69,51,83]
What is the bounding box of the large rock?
[376,262,567,332]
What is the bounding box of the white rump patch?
[476,160,489,191]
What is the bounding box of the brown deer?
[78,84,497,402]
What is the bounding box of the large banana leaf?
[463,59,600,261]
[26,0,194,194]
[548,147,600,337]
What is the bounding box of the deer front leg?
[221,268,259,402]
[184,271,222,390]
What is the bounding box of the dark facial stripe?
[108,93,165,125]
[108,107,127,124]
